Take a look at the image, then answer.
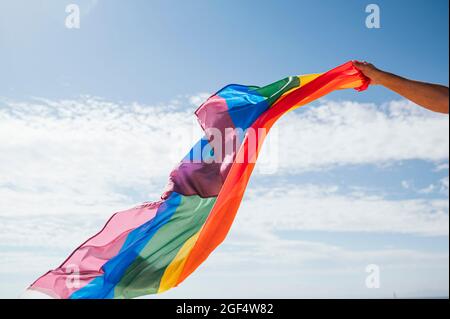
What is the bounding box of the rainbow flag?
[28,61,369,299]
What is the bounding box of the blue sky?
[0,0,449,298]
[1,0,448,103]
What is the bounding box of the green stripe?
[113,194,216,299]
[254,76,300,106]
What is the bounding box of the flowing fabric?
[28,61,369,299]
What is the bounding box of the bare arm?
[353,61,449,114]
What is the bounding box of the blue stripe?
[183,136,214,162]
[70,192,182,299]
[217,85,268,129]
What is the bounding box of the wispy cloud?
[0,96,203,216]
[241,184,448,236]
[271,99,449,172]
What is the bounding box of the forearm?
[376,71,449,114]
[382,73,449,113]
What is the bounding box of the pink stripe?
[195,94,235,132]
[29,201,161,299]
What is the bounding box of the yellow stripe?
[299,73,363,89]
[158,231,200,293]
[277,73,322,100]
[279,73,362,105]
[298,73,322,86]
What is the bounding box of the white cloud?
[401,180,411,189]
[0,96,203,217]
[152,216,449,298]
[188,93,211,107]
[434,163,449,172]
[418,184,436,194]
[400,177,449,196]
[265,99,449,172]
[239,184,449,236]
[440,176,449,195]
[0,214,106,251]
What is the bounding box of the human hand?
[353,61,384,85]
